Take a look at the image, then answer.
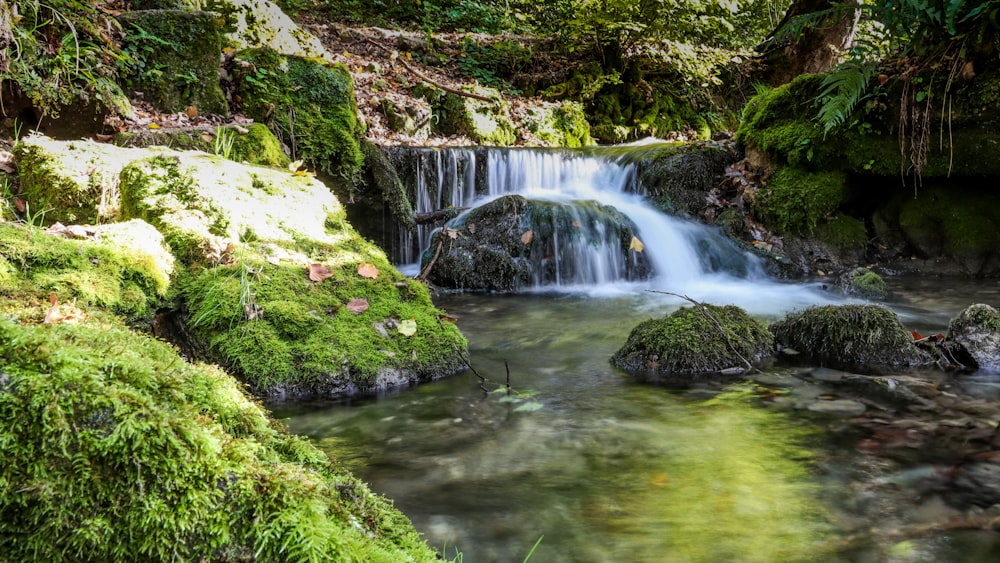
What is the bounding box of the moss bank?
[0,318,437,561]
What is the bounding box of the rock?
[770,304,931,374]
[416,84,517,146]
[424,195,652,291]
[522,101,593,148]
[611,304,774,376]
[949,462,1000,509]
[838,267,889,300]
[948,304,1000,371]
[118,10,229,115]
[634,142,739,217]
[807,399,867,416]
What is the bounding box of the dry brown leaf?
[521,229,533,244]
[185,105,199,118]
[0,151,16,173]
[201,133,214,143]
[346,298,369,315]
[12,197,25,213]
[437,314,458,324]
[44,293,60,324]
[357,262,380,279]
[468,222,476,234]
[571,220,582,228]
[629,236,644,253]
[308,263,334,282]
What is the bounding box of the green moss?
[950,303,1000,335]
[736,75,825,166]
[360,139,415,230]
[814,213,868,251]
[0,222,170,323]
[119,10,228,115]
[183,247,467,395]
[15,142,107,225]
[524,102,594,147]
[611,304,774,375]
[755,167,846,235]
[230,123,291,167]
[429,85,517,146]
[770,305,926,373]
[234,48,364,184]
[840,267,888,300]
[0,318,437,561]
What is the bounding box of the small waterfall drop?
[395,144,837,314]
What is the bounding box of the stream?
[274,145,1000,561]
[270,279,1000,562]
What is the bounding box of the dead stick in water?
[646,289,761,374]
[505,361,511,395]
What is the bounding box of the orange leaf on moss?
[357,262,380,279]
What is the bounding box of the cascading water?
[395,143,839,314]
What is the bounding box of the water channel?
[273,145,1000,561]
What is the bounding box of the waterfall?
[391,144,837,313]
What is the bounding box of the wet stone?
[807,399,867,417]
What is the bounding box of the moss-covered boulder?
[423,194,651,291]
[523,101,593,148]
[770,305,929,373]
[14,136,150,224]
[611,304,774,376]
[114,123,291,169]
[837,267,888,300]
[420,84,517,146]
[233,48,364,185]
[0,220,171,325]
[214,0,330,59]
[0,318,437,561]
[16,138,467,398]
[119,10,228,116]
[633,141,739,216]
[948,304,1000,371]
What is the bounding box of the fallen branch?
[415,235,443,282]
[365,38,499,103]
[647,290,761,374]
[415,207,467,225]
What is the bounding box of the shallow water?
[270,279,1000,562]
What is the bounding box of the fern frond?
[815,60,878,135]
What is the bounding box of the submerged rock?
[611,304,774,376]
[770,305,930,374]
[838,267,889,300]
[423,194,651,291]
[948,304,1000,371]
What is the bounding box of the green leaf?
[513,401,544,412]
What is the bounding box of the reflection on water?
[270,280,1000,562]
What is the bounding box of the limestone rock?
[948,304,1000,371]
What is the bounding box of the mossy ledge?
[0,318,437,561]
[16,135,468,399]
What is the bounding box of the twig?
[365,38,499,103]
[505,360,511,395]
[646,290,762,374]
[415,235,444,282]
[455,346,488,393]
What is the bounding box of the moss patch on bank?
[0,318,437,561]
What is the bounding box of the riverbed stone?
[770,304,931,374]
[838,267,889,300]
[612,304,774,376]
[948,304,1000,371]
[424,194,652,291]
[807,398,867,417]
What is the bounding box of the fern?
[815,60,877,135]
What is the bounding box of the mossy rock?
[0,221,171,324]
[837,267,888,300]
[814,213,868,252]
[755,167,847,235]
[426,85,517,146]
[424,194,651,291]
[114,123,290,169]
[770,305,929,373]
[118,10,228,116]
[948,304,1000,371]
[213,0,330,58]
[611,304,774,376]
[233,48,364,185]
[634,142,739,215]
[0,318,438,561]
[523,101,593,147]
[14,136,148,224]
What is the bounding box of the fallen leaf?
[629,236,644,252]
[148,123,160,129]
[44,293,60,324]
[468,222,476,234]
[444,228,459,239]
[185,105,198,118]
[288,159,304,173]
[912,330,924,341]
[308,263,334,282]
[346,298,369,315]
[357,262,380,279]
[521,229,533,244]
[201,133,214,143]
[13,197,25,212]
[571,220,582,228]
[437,314,458,324]
[398,318,417,336]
